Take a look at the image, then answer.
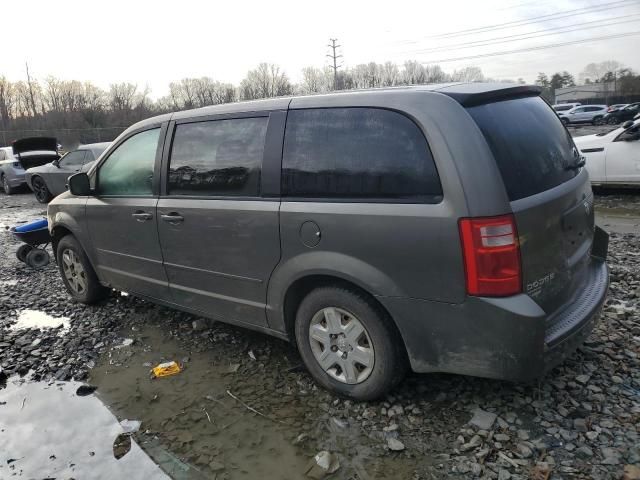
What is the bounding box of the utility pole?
[326,38,342,90]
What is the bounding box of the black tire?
[25,248,50,269]
[561,118,569,126]
[294,286,407,401]
[2,175,16,195]
[16,244,34,263]
[56,235,108,304]
[607,117,619,125]
[31,176,52,203]
[592,116,603,125]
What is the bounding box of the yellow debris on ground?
[151,361,181,378]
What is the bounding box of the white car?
[573,119,640,186]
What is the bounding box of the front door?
[86,126,170,299]
[48,150,87,195]
[157,115,281,327]
[606,129,640,184]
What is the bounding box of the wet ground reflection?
[0,375,168,479]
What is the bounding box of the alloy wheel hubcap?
[61,249,87,294]
[308,307,374,385]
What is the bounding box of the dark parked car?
[25,142,110,203]
[48,84,609,400]
[603,102,640,124]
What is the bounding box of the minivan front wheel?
[294,286,406,400]
[57,235,108,304]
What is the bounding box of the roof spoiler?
[435,84,542,108]
[12,137,58,156]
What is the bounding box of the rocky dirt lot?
[1,191,639,480]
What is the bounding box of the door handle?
[132,211,153,222]
[160,212,184,224]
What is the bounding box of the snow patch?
[11,309,70,332]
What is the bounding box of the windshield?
[467,96,580,201]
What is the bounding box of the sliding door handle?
[160,213,184,224]
[132,211,153,222]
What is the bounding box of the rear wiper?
[565,156,586,171]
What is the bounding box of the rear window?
[467,96,580,201]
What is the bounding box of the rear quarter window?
[467,96,580,201]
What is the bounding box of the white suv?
[552,103,581,113]
[558,105,608,125]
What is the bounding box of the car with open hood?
[574,118,640,187]
[25,142,110,203]
[0,137,60,194]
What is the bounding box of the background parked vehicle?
[552,102,581,112]
[25,142,110,203]
[48,84,608,400]
[0,138,59,195]
[574,119,640,187]
[558,105,609,125]
[603,102,640,125]
[607,103,628,112]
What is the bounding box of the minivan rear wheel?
[56,235,108,304]
[294,286,406,400]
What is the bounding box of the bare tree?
[381,62,400,87]
[25,63,42,117]
[108,83,138,111]
[240,63,293,100]
[0,76,15,124]
[424,64,448,83]
[300,67,330,94]
[401,61,427,85]
[450,66,484,82]
[580,60,624,83]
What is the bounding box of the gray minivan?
[47,83,609,400]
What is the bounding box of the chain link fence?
[0,127,128,151]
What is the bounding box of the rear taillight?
[459,214,522,297]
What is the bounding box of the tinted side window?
[467,96,579,201]
[60,150,86,166]
[98,128,160,196]
[168,117,268,196]
[282,108,442,202]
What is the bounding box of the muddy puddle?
[594,192,640,235]
[0,375,168,479]
[88,317,417,480]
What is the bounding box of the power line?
[397,14,640,55]
[414,30,640,64]
[327,38,343,89]
[393,0,639,44]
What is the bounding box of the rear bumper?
[379,257,608,382]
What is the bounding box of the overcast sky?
[3,0,640,97]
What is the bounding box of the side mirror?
[622,120,634,129]
[52,159,60,168]
[68,172,91,196]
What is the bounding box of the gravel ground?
[1,191,639,480]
